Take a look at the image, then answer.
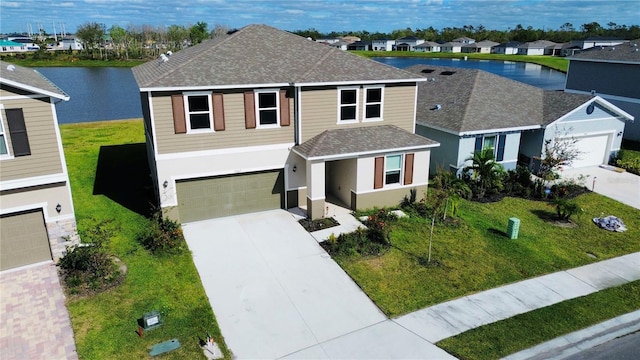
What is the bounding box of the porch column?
[306,160,326,220]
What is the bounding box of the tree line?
[16,21,640,62]
[293,22,640,44]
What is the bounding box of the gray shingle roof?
[293,125,438,159]
[406,65,593,134]
[518,40,557,49]
[132,24,420,89]
[569,40,640,63]
[0,60,69,100]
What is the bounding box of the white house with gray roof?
[0,61,79,271]
[565,40,640,141]
[407,65,632,175]
[132,25,439,222]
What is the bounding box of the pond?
[38,57,566,124]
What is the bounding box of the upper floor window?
[184,92,213,133]
[364,86,384,121]
[0,110,8,157]
[338,87,359,123]
[255,90,279,127]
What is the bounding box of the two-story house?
[132,25,439,223]
[395,36,425,51]
[0,61,79,271]
[565,41,640,141]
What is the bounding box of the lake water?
[38,58,566,124]
[373,57,566,90]
[36,67,142,124]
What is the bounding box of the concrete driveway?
[183,210,389,359]
[0,263,78,360]
[560,166,640,209]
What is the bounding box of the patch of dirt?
[299,217,340,232]
[552,220,578,228]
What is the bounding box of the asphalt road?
[564,331,640,360]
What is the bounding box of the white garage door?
[0,210,52,271]
[569,135,609,168]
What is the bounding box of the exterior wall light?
[163,180,169,188]
[292,165,297,172]
[56,203,62,214]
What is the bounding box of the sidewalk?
[394,252,640,343]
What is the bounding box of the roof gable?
[132,24,419,90]
[0,60,69,100]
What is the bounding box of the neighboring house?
[453,37,475,44]
[395,36,425,51]
[439,41,464,53]
[340,35,361,44]
[329,40,349,51]
[347,41,371,51]
[132,25,439,223]
[56,37,84,51]
[0,40,27,53]
[372,39,395,51]
[570,37,626,50]
[316,38,340,45]
[0,61,79,271]
[565,40,640,141]
[517,40,557,55]
[492,41,521,55]
[414,41,441,52]
[5,36,40,51]
[407,65,632,175]
[461,40,499,54]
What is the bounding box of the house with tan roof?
[461,40,499,54]
[407,65,632,175]
[0,61,79,271]
[517,40,557,55]
[132,25,439,222]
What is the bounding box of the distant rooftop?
[569,40,640,63]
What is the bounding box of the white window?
[385,154,402,185]
[338,87,359,123]
[483,135,497,155]
[255,89,279,127]
[184,92,213,133]
[0,109,9,157]
[364,86,384,121]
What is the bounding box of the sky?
[1,0,638,35]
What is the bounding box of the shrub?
[321,209,396,257]
[138,211,186,254]
[551,198,583,221]
[616,157,640,175]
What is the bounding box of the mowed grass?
[336,194,640,317]
[437,280,640,360]
[352,50,569,72]
[60,119,229,359]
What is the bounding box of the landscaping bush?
[551,198,583,221]
[504,166,534,197]
[321,209,396,257]
[137,211,187,254]
[58,220,122,295]
[615,149,640,175]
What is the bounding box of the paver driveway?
[183,210,387,359]
[0,262,78,360]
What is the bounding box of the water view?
[38,58,566,124]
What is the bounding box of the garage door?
[569,135,609,168]
[176,170,284,222]
[1,210,52,271]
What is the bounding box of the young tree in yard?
[538,136,582,182]
[108,25,128,59]
[426,188,448,263]
[76,22,106,50]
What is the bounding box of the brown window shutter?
[404,153,414,185]
[279,90,290,126]
[171,94,186,134]
[244,91,256,129]
[374,156,384,189]
[212,93,225,131]
[5,108,31,156]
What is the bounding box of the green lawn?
[60,119,229,359]
[334,194,640,317]
[437,281,640,360]
[351,50,569,72]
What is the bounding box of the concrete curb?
[501,310,640,360]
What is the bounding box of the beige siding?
[300,84,416,142]
[0,96,63,181]
[153,91,295,155]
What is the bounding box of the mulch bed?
[298,217,340,232]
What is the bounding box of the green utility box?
[507,217,520,239]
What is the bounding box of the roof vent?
[159,53,169,63]
[6,64,15,71]
[441,70,456,75]
[590,89,596,95]
[421,69,435,73]
[431,104,442,110]
[429,77,436,82]
[166,51,172,56]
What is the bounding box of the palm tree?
[463,148,505,199]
